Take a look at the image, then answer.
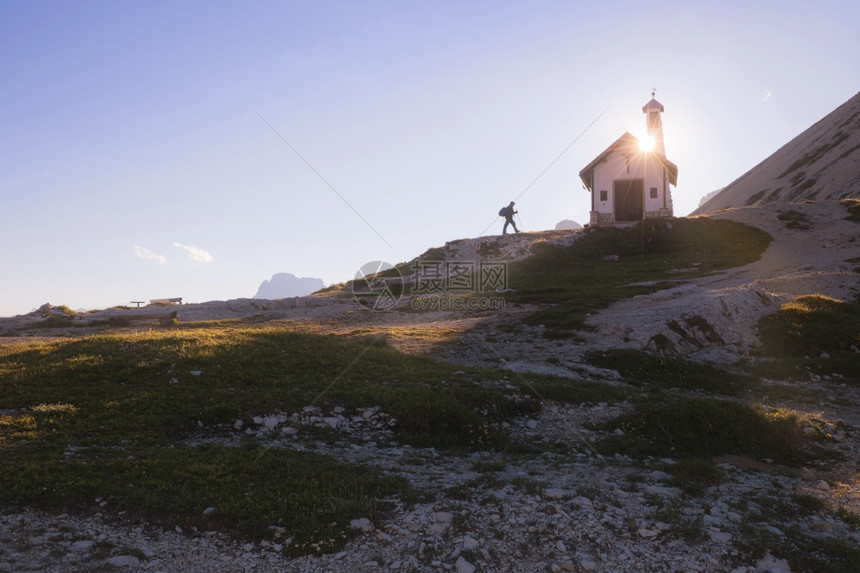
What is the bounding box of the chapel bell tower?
[642,90,666,157]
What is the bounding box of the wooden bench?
[108,311,178,327]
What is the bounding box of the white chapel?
[579,93,678,225]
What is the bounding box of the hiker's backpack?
[498,206,507,217]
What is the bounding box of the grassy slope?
[506,217,772,334]
[2,215,858,569]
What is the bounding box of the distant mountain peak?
[254,273,325,300]
[555,219,582,230]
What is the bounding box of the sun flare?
[638,133,656,152]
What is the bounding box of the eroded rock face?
[586,282,779,360]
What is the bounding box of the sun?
[638,133,656,152]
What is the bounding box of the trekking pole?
[516,213,524,232]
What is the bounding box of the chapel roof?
[579,132,678,190]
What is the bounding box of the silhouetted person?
[502,201,519,234]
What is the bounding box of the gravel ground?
[2,396,858,573]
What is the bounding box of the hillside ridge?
[694,91,860,214]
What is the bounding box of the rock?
[70,540,95,552]
[572,496,593,508]
[580,560,598,571]
[638,528,659,538]
[543,488,570,500]
[434,511,454,523]
[139,546,156,559]
[799,467,815,481]
[455,556,476,573]
[644,484,679,496]
[761,524,785,537]
[463,535,480,550]
[755,552,793,572]
[710,531,732,543]
[349,517,373,532]
[811,521,833,533]
[107,555,141,567]
[816,480,831,491]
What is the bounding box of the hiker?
[501,201,519,234]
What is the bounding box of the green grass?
[755,295,860,383]
[0,327,542,450]
[843,198,860,223]
[520,373,629,405]
[504,218,771,334]
[584,349,755,395]
[0,324,625,554]
[662,458,725,496]
[778,209,813,230]
[2,443,402,556]
[594,397,824,464]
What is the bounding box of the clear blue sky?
[2,0,857,316]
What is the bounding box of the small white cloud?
[762,89,773,103]
[134,246,167,264]
[173,242,213,263]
